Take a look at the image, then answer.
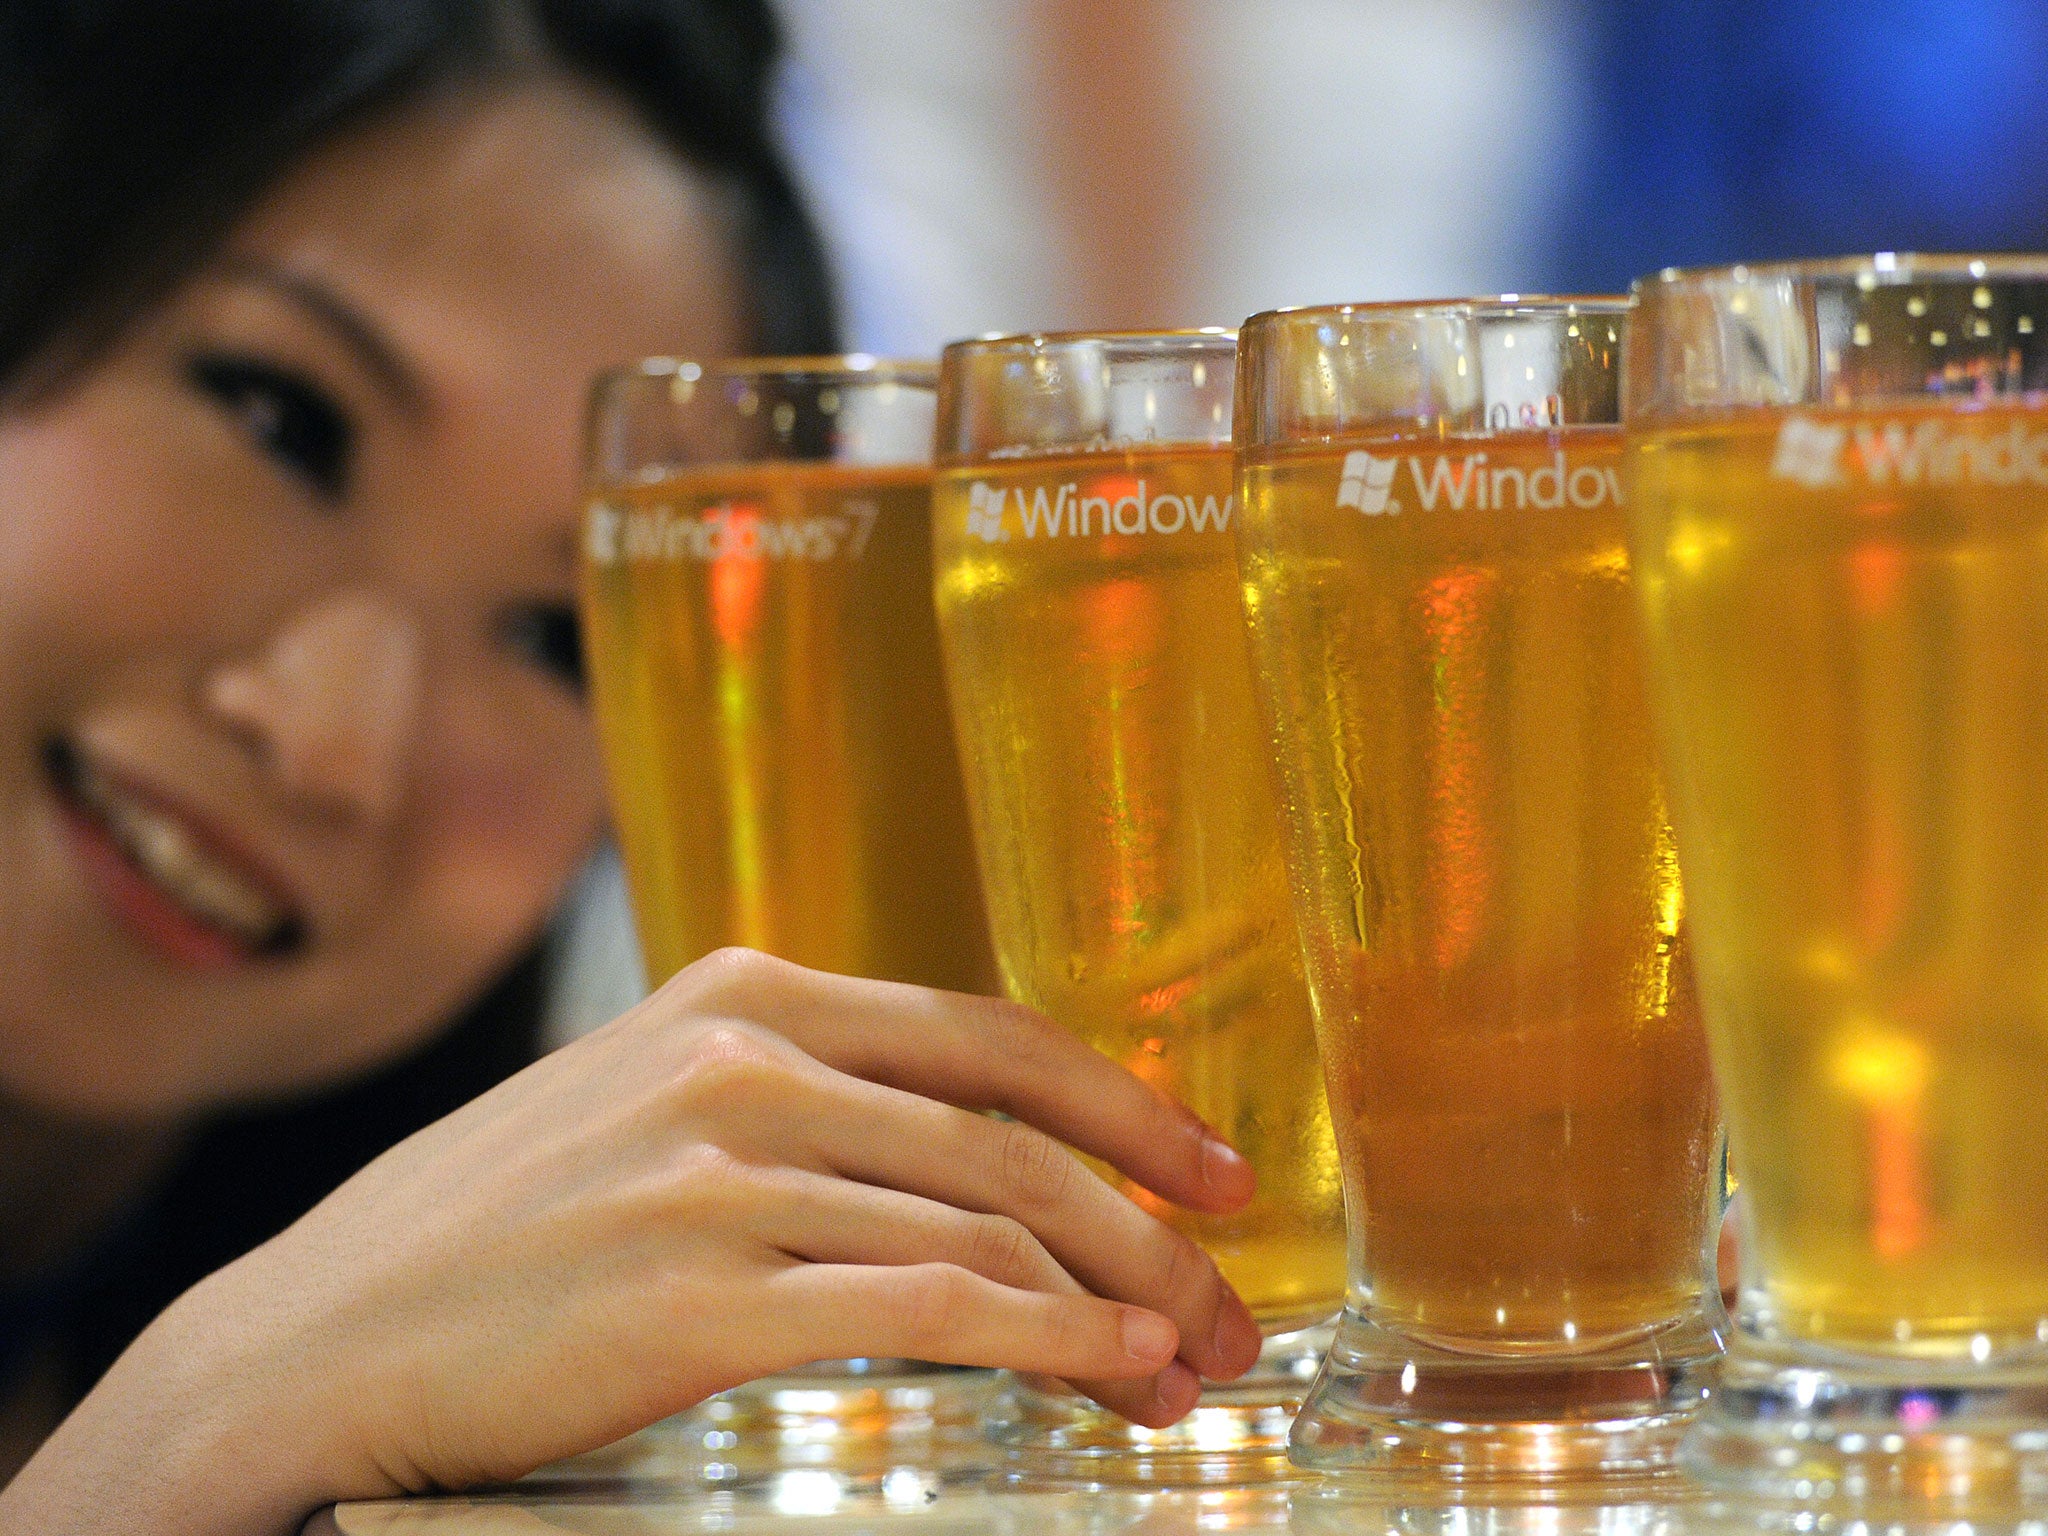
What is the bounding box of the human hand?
[3,949,1261,1533]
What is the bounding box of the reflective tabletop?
[302,1388,2046,1536]
[308,1478,2037,1536]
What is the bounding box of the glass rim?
[940,326,1237,362]
[1636,252,2048,292]
[1240,294,1631,332]
[590,354,937,392]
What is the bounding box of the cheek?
[407,689,607,947]
[0,383,326,693]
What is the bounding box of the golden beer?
[582,459,996,992]
[1240,298,1722,1482]
[1239,428,1717,1348]
[1631,404,2048,1354]
[1625,257,2048,1510]
[934,444,1345,1325]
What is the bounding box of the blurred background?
[778,0,2048,351]
[549,0,2048,1035]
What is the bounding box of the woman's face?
[0,80,745,1116]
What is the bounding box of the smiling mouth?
[45,738,307,962]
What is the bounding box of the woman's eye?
[498,602,586,695]
[186,352,355,500]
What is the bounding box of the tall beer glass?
[582,358,994,993]
[1628,256,2048,1515]
[580,357,999,1476]
[1235,300,1723,1490]
[933,331,1346,1482]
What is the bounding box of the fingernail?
[1200,1133,1249,1192]
[1121,1310,1178,1364]
[1153,1360,1202,1420]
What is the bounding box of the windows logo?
[1335,450,1398,513]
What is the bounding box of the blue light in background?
[1543,0,2048,289]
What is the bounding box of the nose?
[202,590,425,823]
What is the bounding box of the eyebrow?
[215,257,430,416]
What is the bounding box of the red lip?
[48,744,308,971]
[57,799,252,969]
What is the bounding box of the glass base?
[1288,1306,1723,1497]
[1682,1344,2048,1518]
[1289,1487,1696,1536]
[643,1362,996,1489]
[984,1320,1333,1486]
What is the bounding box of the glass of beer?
[1234,299,1724,1491]
[1627,255,2048,1516]
[580,356,1000,1477]
[932,330,1347,1482]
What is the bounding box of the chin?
[0,967,469,1124]
[0,1023,226,1124]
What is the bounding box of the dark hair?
[0,0,840,395]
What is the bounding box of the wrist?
[0,1245,364,1534]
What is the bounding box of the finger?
[769,1262,1201,1427]
[773,1066,1263,1383]
[750,1167,1085,1301]
[1718,1195,1743,1309]
[750,1176,1213,1427]
[667,948,1254,1215]
[1075,1359,1205,1431]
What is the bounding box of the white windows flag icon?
[1769,415,1847,488]
[966,482,1007,542]
[1336,450,1398,513]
